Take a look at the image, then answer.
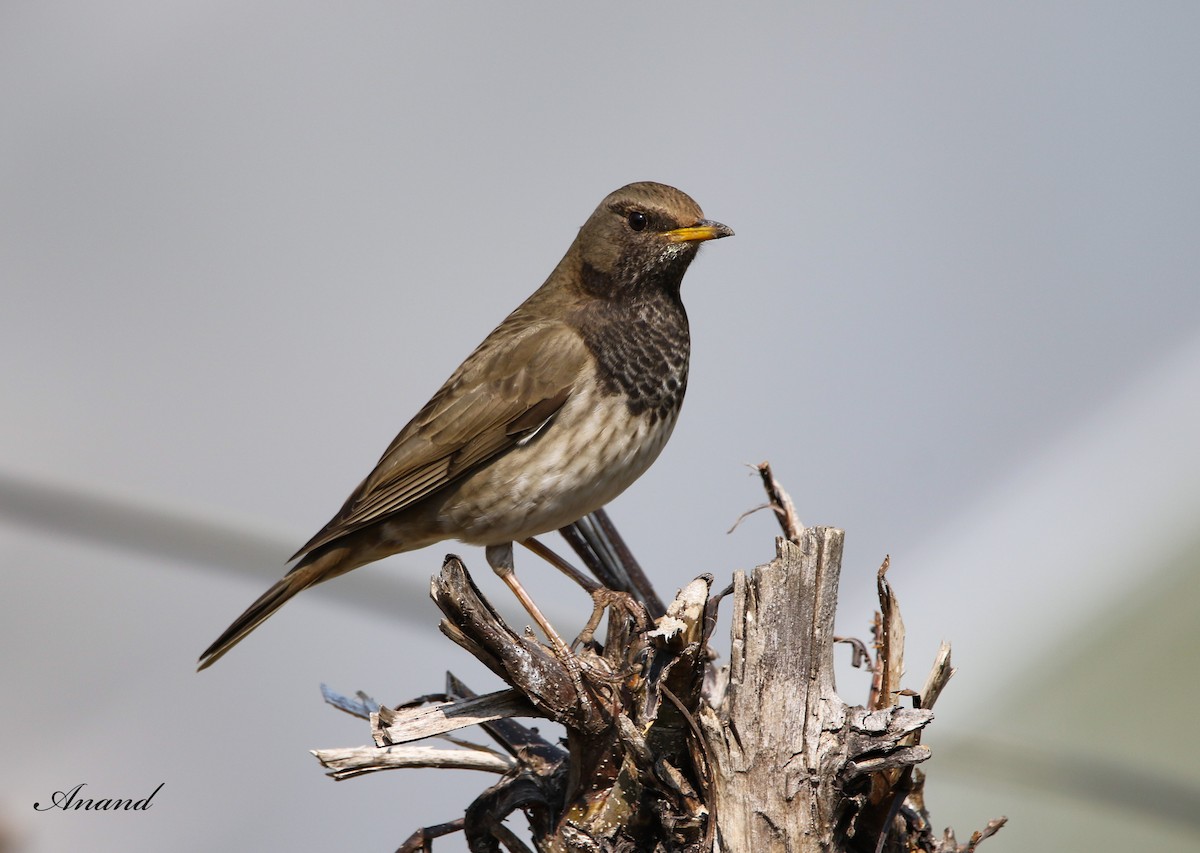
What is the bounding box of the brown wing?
[290,322,590,560]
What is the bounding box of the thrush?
[198,181,732,670]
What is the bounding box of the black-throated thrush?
[199,181,732,669]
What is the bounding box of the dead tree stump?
[314,475,1004,851]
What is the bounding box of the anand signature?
[34,782,163,812]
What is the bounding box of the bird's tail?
[197,544,354,671]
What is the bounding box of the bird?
[198,181,732,670]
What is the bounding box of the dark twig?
[726,501,774,534]
[395,818,465,853]
[661,684,718,849]
[835,636,874,670]
[558,518,625,591]
[593,507,666,618]
[445,673,566,768]
[755,461,803,541]
[557,510,666,618]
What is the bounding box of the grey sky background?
[2,3,1199,851]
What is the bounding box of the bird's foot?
[573,587,650,649]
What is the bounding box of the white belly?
[442,382,679,545]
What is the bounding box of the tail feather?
[197,547,348,671]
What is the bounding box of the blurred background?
[2,3,1198,850]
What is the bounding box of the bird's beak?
[665,220,735,243]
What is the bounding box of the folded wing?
[291,322,590,560]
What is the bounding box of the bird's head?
[575,181,733,300]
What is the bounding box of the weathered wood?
[702,530,897,851]
[374,690,537,745]
[312,744,514,780]
[921,642,955,710]
[312,490,1003,850]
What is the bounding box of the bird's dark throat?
[573,285,690,424]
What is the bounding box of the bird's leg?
[485,543,574,657]
[523,537,638,650]
[573,595,609,651]
[520,537,601,594]
[486,543,595,715]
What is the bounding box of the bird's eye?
[627,211,648,232]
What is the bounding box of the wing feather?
[291,322,589,559]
